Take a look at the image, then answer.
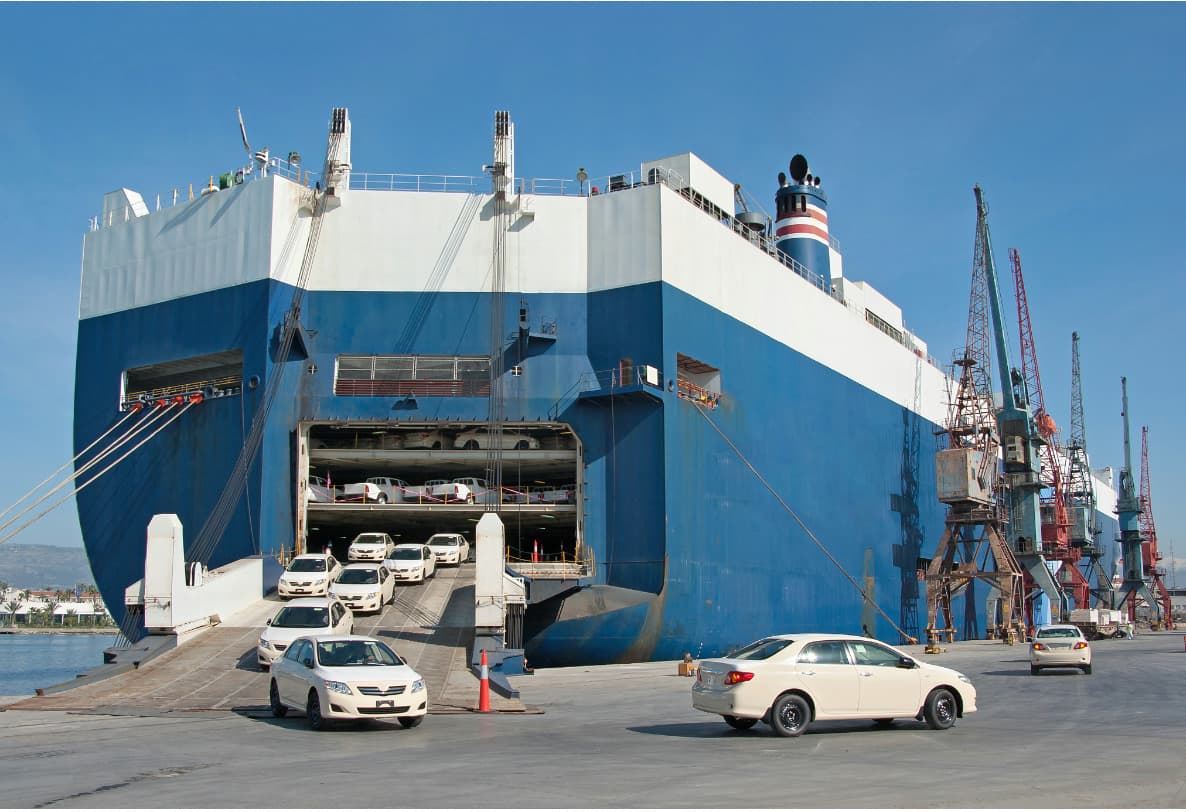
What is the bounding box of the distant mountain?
[0,544,96,590]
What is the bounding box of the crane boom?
[1139,427,1174,629]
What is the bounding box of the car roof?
[291,553,333,560]
[1037,624,1083,631]
[392,542,427,549]
[759,633,881,643]
[428,533,463,540]
[340,562,384,570]
[295,633,384,644]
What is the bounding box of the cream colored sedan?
[269,635,428,731]
[692,633,977,737]
[1030,624,1092,675]
[329,563,395,614]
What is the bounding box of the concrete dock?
[1,630,1184,807]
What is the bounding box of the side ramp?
[5,564,528,714]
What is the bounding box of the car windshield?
[727,638,793,660]
[288,558,327,573]
[391,548,422,560]
[1037,627,1080,639]
[431,538,458,547]
[317,639,403,667]
[271,607,329,628]
[353,535,386,545]
[337,569,379,584]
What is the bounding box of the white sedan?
[426,533,470,565]
[257,598,354,668]
[269,635,428,730]
[1030,624,1093,675]
[329,563,395,614]
[348,532,396,562]
[453,428,540,450]
[692,633,977,737]
[277,553,342,598]
[385,544,437,583]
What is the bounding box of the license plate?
[376,699,394,708]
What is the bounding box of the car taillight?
[724,671,754,685]
[1032,642,1047,651]
[1074,641,1089,650]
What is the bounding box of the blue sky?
[0,2,1183,584]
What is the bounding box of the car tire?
[1030,665,1040,676]
[464,440,479,450]
[923,688,957,730]
[769,693,810,738]
[431,441,441,449]
[514,440,529,450]
[466,494,475,504]
[723,715,757,731]
[269,680,288,718]
[307,690,326,731]
[398,716,423,729]
[1082,664,1092,675]
[376,494,388,504]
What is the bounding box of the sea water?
[0,634,116,697]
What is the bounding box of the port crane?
[1138,427,1174,629]
[1063,332,1112,607]
[1010,249,1090,610]
[924,186,1028,646]
[1113,379,1164,626]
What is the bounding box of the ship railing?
[506,547,594,579]
[578,363,663,394]
[676,378,721,409]
[121,374,243,409]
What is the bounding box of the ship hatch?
[122,350,243,409]
[299,422,582,564]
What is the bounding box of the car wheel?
[923,688,956,730]
[464,440,479,450]
[307,690,326,731]
[431,441,441,449]
[1030,665,1040,676]
[514,440,529,450]
[723,715,757,731]
[1082,664,1092,675]
[269,680,288,718]
[769,694,810,738]
[466,494,475,504]
[376,493,388,504]
[398,716,423,729]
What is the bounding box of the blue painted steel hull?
[81,275,1113,665]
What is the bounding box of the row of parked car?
[308,475,576,505]
[313,427,546,451]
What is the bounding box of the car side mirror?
[265,618,272,626]
[897,656,916,669]
[303,658,314,669]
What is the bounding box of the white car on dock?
[278,554,342,598]
[692,633,977,737]
[385,543,437,583]
[329,563,396,614]
[269,635,428,730]
[306,475,337,503]
[257,598,354,668]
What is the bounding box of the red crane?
[1011,248,1090,611]
[1138,427,1174,629]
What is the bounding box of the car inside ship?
[299,422,582,566]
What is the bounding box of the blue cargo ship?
[74,109,1120,665]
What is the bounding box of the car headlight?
[324,680,352,695]
[411,679,425,693]
[957,674,972,684]
[258,637,270,648]
[312,577,326,585]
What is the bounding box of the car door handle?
[859,671,874,677]
[798,670,816,676]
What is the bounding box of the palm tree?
[47,600,61,626]
[1,598,18,627]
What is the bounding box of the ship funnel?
[773,153,832,290]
